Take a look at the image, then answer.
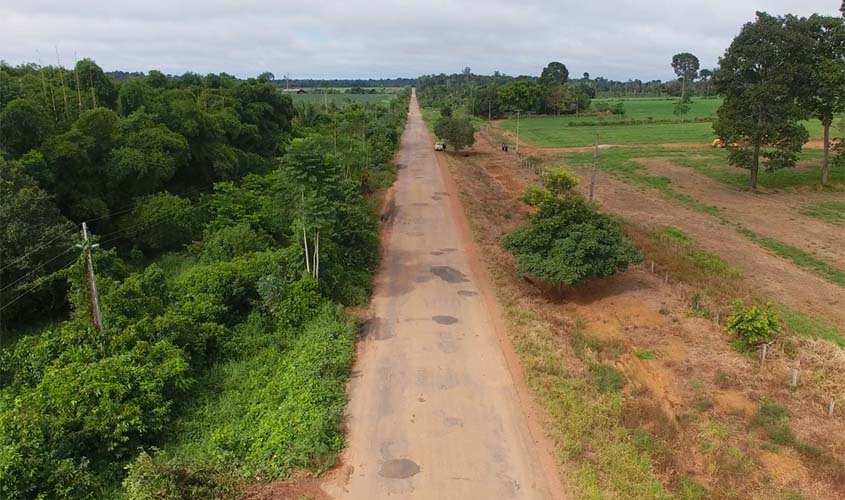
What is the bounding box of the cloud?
[1,0,840,80]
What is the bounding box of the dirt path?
[638,158,844,266]
[322,91,563,500]
[472,131,845,330]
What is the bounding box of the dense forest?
[0,59,409,498]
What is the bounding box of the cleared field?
[499,97,827,147]
[572,97,721,123]
[286,92,395,106]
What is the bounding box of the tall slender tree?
[671,53,699,101]
[793,14,845,185]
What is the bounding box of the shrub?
[434,116,476,151]
[502,196,642,287]
[543,167,579,196]
[197,223,273,262]
[123,452,238,500]
[726,301,779,352]
[126,192,200,252]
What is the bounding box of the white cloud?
[1,0,840,80]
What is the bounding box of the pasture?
[499,97,827,147]
[286,91,397,106]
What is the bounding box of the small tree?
[502,168,641,289]
[434,117,476,151]
[726,301,779,352]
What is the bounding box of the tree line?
[0,59,410,497]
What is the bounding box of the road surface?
[324,90,561,499]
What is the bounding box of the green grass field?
[500,97,827,147]
[800,201,845,224]
[287,92,395,106]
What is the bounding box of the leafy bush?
[125,193,200,252]
[123,452,238,500]
[502,195,642,287]
[197,223,273,262]
[434,116,476,150]
[726,301,779,352]
[543,167,579,196]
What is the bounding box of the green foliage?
[713,13,811,190]
[543,167,579,196]
[123,452,238,500]
[198,223,273,263]
[126,192,200,252]
[502,196,642,287]
[433,116,476,150]
[726,302,780,352]
[0,98,53,156]
[636,350,657,360]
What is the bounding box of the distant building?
[282,88,308,94]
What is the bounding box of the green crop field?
[499,97,827,147]
[286,92,396,106]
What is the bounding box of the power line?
[0,246,78,294]
[0,257,78,313]
[0,225,77,273]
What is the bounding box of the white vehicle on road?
[434,141,446,151]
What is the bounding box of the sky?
[1,1,841,81]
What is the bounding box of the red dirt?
[441,131,845,499]
[639,157,844,266]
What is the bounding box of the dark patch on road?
[457,290,478,297]
[434,191,450,196]
[410,202,429,207]
[432,315,459,325]
[430,266,468,283]
[380,199,397,224]
[379,459,420,479]
[359,317,393,340]
[430,251,443,256]
[444,417,464,428]
[431,195,442,201]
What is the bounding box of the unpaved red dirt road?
[322,91,562,500]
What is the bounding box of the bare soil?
[439,130,845,498]
[639,157,844,266]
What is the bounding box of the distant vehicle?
[434,142,446,151]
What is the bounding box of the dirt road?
[323,91,562,500]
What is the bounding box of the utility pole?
[589,133,598,201]
[516,109,520,155]
[81,222,103,333]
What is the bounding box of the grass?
[737,228,845,286]
[564,147,845,287]
[636,350,657,360]
[564,148,723,216]
[500,96,825,148]
[674,150,844,190]
[777,306,844,347]
[287,92,394,106]
[801,201,845,224]
[129,305,355,489]
[505,306,671,499]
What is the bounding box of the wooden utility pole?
[81,222,103,333]
[589,133,598,201]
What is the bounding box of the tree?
[540,61,569,86]
[698,68,713,97]
[499,78,545,113]
[794,14,845,185]
[434,117,476,151]
[257,71,275,82]
[502,176,641,288]
[671,52,700,101]
[713,12,809,191]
